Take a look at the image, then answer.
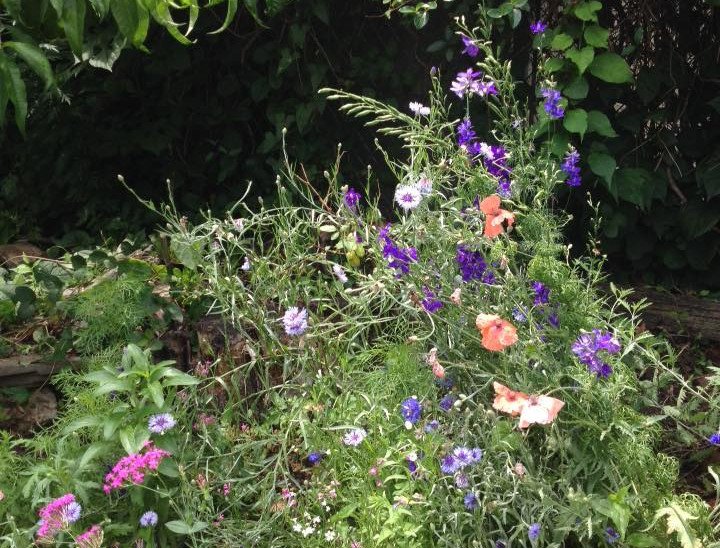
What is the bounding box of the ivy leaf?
[574,1,603,22]
[551,33,573,51]
[587,110,618,137]
[653,503,701,548]
[563,108,588,138]
[614,168,655,210]
[584,25,609,48]
[678,199,720,239]
[545,58,565,73]
[566,46,595,74]
[696,151,720,198]
[588,152,616,185]
[563,76,589,100]
[589,53,634,84]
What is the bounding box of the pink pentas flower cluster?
[103,443,170,494]
[36,493,80,540]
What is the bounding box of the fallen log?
[0,354,80,387]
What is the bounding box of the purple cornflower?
[572,329,621,379]
[532,281,551,306]
[528,523,541,543]
[456,118,477,147]
[439,394,455,411]
[709,433,720,446]
[333,264,348,283]
[456,246,488,282]
[344,187,361,210]
[139,511,158,527]
[530,21,548,34]
[401,397,422,426]
[463,492,478,510]
[424,420,439,433]
[454,472,469,489]
[470,448,483,463]
[378,223,417,276]
[308,451,324,465]
[282,307,308,336]
[148,413,176,435]
[62,502,82,524]
[453,446,474,467]
[450,68,482,98]
[513,307,528,323]
[542,88,564,119]
[343,428,367,447]
[562,150,582,187]
[421,287,444,313]
[409,101,430,116]
[440,455,459,475]
[604,527,620,544]
[461,35,479,57]
[394,184,422,211]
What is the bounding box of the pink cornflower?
[36,494,79,540]
[222,483,232,497]
[76,525,103,548]
[103,444,170,494]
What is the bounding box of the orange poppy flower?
[517,394,565,429]
[475,313,518,351]
[479,194,515,238]
[492,382,528,416]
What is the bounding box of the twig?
[665,166,687,205]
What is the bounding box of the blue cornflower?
[401,397,422,426]
[542,88,564,119]
[530,21,548,34]
[424,420,440,433]
[62,502,82,524]
[140,511,159,527]
[513,306,528,323]
[461,35,479,57]
[532,281,551,306]
[453,446,473,468]
[308,451,324,465]
[709,433,720,446]
[604,527,620,544]
[344,187,361,210]
[439,394,456,411]
[562,150,582,187]
[463,492,478,510]
[440,455,459,475]
[148,413,176,435]
[528,523,541,543]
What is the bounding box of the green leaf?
[550,33,573,51]
[0,55,10,127]
[679,199,720,239]
[589,53,634,84]
[5,57,27,134]
[563,108,588,138]
[169,238,203,270]
[563,76,589,99]
[587,110,618,137]
[653,503,701,548]
[545,58,565,73]
[626,533,661,547]
[110,0,149,47]
[614,168,655,210]
[574,1,602,22]
[119,427,135,454]
[59,0,87,56]
[88,0,110,19]
[78,442,110,469]
[209,0,237,34]
[160,367,200,387]
[62,416,103,435]
[584,25,609,48]
[146,381,164,408]
[696,152,720,198]
[165,520,208,535]
[4,42,54,89]
[588,152,616,185]
[566,46,595,74]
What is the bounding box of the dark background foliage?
[1,0,719,288]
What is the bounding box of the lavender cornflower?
[604,527,620,544]
[450,68,482,98]
[452,446,474,467]
[343,428,367,447]
[424,420,439,433]
[456,119,477,147]
[400,397,422,427]
[139,511,159,527]
[440,455,459,475]
[454,472,469,489]
[307,451,324,465]
[530,21,548,34]
[394,184,422,211]
[528,523,541,543]
[572,329,621,379]
[62,502,82,524]
[439,394,456,411]
[463,492,478,510]
[460,35,479,57]
[148,413,176,435]
[421,287,444,313]
[513,307,528,323]
[532,281,551,306]
[542,88,565,119]
[282,307,308,336]
[409,102,430,116]
[344,187,361,210]
[333,264,348,283]
[562,150,582,187]
[709,433,720,446]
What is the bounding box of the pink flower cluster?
[36,493,76,540]
[103,444,170,494]
[76,524,103,548]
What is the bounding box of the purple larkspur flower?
[530,21,547,34]
[440,455,459,475]
[542,88,564,119]
[343,428,367,447]
[406,458,418,476]
[464,492,478,510]
[529,523,541,543]
[532,281,551,306]
[344,187,361,210]
[140,511,158,527]
[401,397,422,425]
[450,68,483,98]
[709,433,720,446]
[461,35,479,57]
[421,287,444,313]
[477,81,498,97]
[456,245,488,282]
[333,264,348,283]
[439,394,456,411]
[148,413,176,435]
[513,307,528,323]
[604,527,620,544]
[282,307,308,336]
[562,150,581,187]
[456,118,477,147]
[481,145,512,196]
[378,223,417,276]
[572,329,620,378]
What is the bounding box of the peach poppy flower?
[492,382,528,416]
[450,287,462,305]
[479,194,515,238]
[475,313,518,351]
[517,394,565,429]
[425,347,445,379]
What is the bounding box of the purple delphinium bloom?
[308,451,324,465]
[528,523,541,543]
[378,223,417,276]
[604,527,620,544]
[532,281,551,306]
[62,502,82,524]
[461,35,479,57]
[477,81,498,97]
[421,287,444,313]
[282,307,308,336]
[401,397,422,425]
[481,145,512,196]
[456,246,488,282]
[562,150,582,187]
[344,187,361,210]
[343,428,367,447]
[440,455,459,475]
[424,420,440,433]
[530,21,548,34]
[394,184,422,211]
[542,88,565,119]
[148,413,176,435]
[709,433,720,446]
[463,492,478,510]
[572,329,621,378]
[547,310,560,329]
[406,457,419,476]
[456,118,477,147]
[439,394,456,411]
[513,307,528,323]
[140,511,158,527]
[450,68,482,98]
[454,472,469,489]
